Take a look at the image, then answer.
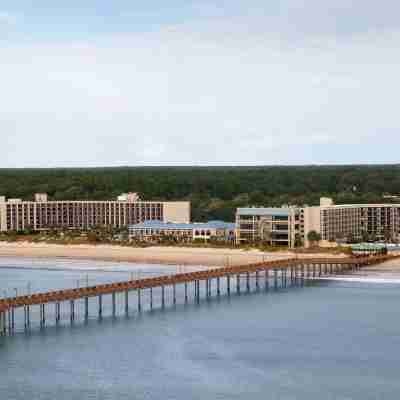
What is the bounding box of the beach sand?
[0,242,346,268]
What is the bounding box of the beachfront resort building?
[128,220,235,243]
[235,198,400,248]
[320,198,400,243]
[235,207,300,248]
[0,193,190,232]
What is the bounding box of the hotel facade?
[0,193,190,232]
[235,207,300,248]
[320,199,400,242]
[236,198,400,248]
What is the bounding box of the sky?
[1,1,399,167]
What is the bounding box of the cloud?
[0,5,400,167]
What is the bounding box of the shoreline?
[0,241,346,268]
[0,242,398,279]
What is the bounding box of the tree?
[307,230,321,246]
[0,165,399,222]
[383,228,393,243]
[346,232,360,244]
[361,230,369,243]
[87,231,101,243]
[294,233,304,248]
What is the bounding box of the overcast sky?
[1,1,399,167]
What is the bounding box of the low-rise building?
[128,220,235,243]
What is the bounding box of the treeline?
[0,165,399,221]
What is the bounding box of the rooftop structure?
[236,207,291,217]
[117,193,140,202]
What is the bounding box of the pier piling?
[98,295,103,319]
[255,271,259,291]
[0,312,6,336]
[149,288,153,310]
[112,293,116,317]
[85,297,89,320]
[70,300,75,323]
[55,302,60,324]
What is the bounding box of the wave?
[0,256,207,274]
[312,276,400,284]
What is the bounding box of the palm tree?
[307,230,321,246]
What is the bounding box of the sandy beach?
[0,241,347,268]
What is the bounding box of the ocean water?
[1,258,400,400]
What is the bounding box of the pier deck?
[0,255,397,335]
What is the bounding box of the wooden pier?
[0,254,397,336]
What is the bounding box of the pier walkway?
[0,254,397,335]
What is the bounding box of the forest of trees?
[0,165,399,221]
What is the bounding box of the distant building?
[34,193,48,203]
[128,220,235,243]
[383,194,400,201]
[117,193,140,202]
[0,193,190,232]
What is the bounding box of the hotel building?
[320,198,400,242]
[235,207,300,247]
[236,198,400,248]
[0,193,190,232]
[128,220,235,243]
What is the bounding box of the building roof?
[201,221,236,230]
[351,243,387,250]
[322,204,400,209]
[237,207,291,217]
[129,220,235,231]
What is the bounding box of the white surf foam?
[311,276,400,284]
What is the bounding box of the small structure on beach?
[351,243,388,256]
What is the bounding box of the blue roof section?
[202,221,236,229]
[237,207,291,217]
[129,220,235,230]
